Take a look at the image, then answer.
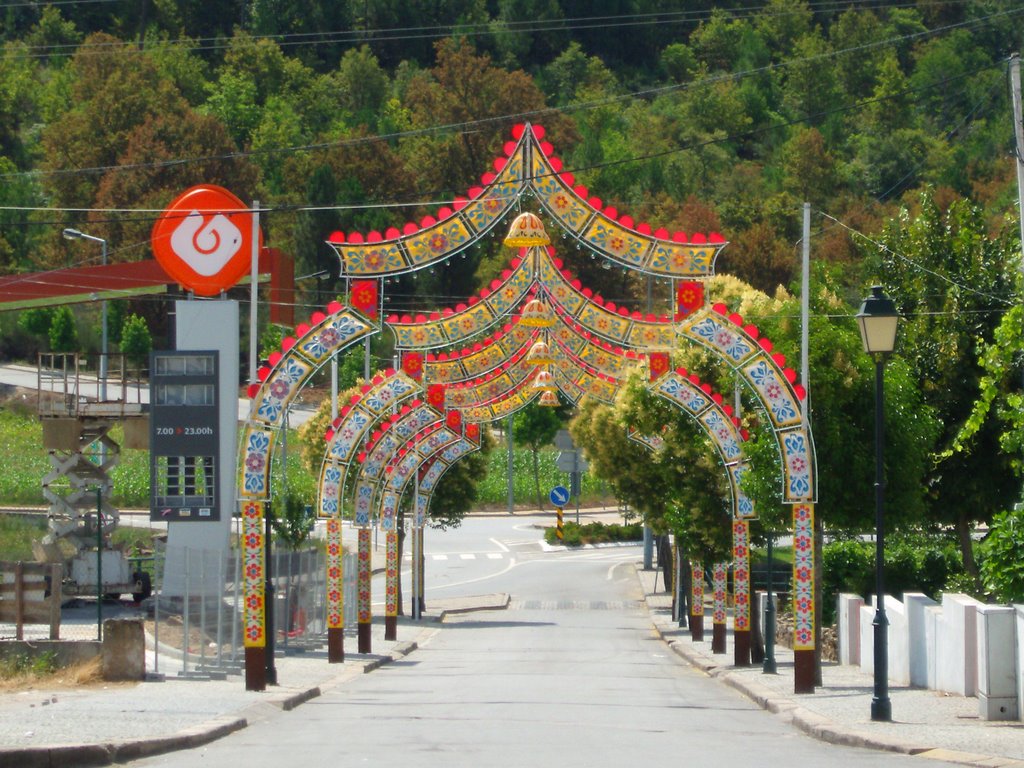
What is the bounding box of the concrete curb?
[0,716,247,768]
[436,594,511,620]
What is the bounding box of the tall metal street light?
[856,285,900,723]
[62,228,109,402]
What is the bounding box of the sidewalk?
[0,594,507,768]
[635,566,1024,768]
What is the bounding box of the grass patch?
[0,650,58,678]
[0,514,48,560]
[544,520,642,547]
[0,656,105,691]
[0,405,616,514]
[477,446,615,509]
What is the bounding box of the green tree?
[980,506,1024,602]
[733,270,939,536]
[48,305,77,352]
[119,314,152,369]
[271,488,315,550]
[513,401,562,509]
[867,191,1019,579]
[17,307,54,339]
[336,45,390,129]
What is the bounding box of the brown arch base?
[328,628,344,663]
[794,649,816,693]
[245,647,266,691]
[733,629,751,666]
[689,613,704,641]
[358,621,372,653]
[712,623,727,654]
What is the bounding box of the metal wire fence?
[1,544,356,677]
[148,544,355,679]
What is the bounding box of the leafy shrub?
[980,507,1024,603]
[544,520,642,547]
[821,532,965,624]
[822,539,873,624]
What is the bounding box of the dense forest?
[1,1,1021,313]
[2,1,1024,594]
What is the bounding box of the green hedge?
[544,520,643,547]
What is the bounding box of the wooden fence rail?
[0,561,62,640]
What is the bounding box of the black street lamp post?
[763,530,776,674]
[856,285,900,723]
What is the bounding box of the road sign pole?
[573,452,580,524]
[556,507,563,543]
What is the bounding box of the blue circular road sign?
[549,485,570,507]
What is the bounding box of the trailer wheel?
[132,572,152,603]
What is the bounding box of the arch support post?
[711,563,727,653]
[241,500,267,691]
[357,528,372,653]
[792,503,816,693]
[732,520,751,666]
[326,518,344,663]
[690,564,704,642]
[384,530,399,640]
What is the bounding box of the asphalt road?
[127,517,954,768]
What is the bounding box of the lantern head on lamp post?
[856,286,899,357]
[856,285,899,723]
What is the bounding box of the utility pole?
[249,201,260,385]
[1010,53,1024,501]
[801,203,811,420]
[507,414,514,514]
[1010,54,1024,272]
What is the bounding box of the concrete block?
[857,594,908,684]
[935,593,981,696]
[1016,605,1024,719]
[102,617,145,681]
[977,606,1017,720]
[925,604,941,689]
[905,593,938,687]
[838,594,862,666]
[886,595,910,685]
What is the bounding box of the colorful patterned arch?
[240,122,818,696]
[329,123,727,279]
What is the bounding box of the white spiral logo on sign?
[169,211,243,276]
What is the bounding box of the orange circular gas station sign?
[151,185,263,297]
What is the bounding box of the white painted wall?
[935,594,980,697]
[905,593,938,687]
[837,594,862,666]
[839,591,1021,721]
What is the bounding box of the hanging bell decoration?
[503,211,551,248]
[525,339,556,366]
[532,369,557,391]
[520,298,554,328]
[538,390,560,407]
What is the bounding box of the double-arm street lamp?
[62,228,109,402]
[856,285,900,723]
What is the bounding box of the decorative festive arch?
[239,122,818,694]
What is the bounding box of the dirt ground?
[0,657,135,693]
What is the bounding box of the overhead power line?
[0,3,1016,187]
[2,0,985,60]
